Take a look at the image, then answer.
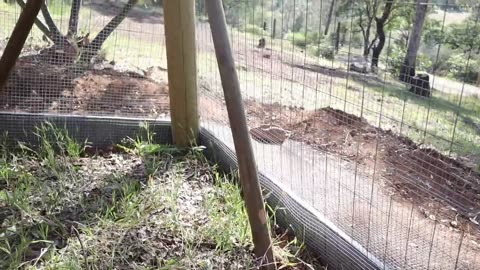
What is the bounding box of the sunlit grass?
[0,123,319,269]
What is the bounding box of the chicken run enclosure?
[1,0,480,269]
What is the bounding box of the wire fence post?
[163,0,199,147]
[205,0,276,269]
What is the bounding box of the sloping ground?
[203,120,480,270]
[234,100,480,269]
[245,101,480,235]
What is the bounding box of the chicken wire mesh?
[196,0,480,269]
[0,0,479,269]
[0,0,169,119]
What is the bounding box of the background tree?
[399,0,429,82]
[371,0,395,71]
[15,0,138,64]
[324,0,336,35]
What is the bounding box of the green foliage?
[423,19,445,46]
[445,54,479,83]
[203,173,250,251]
[306,31,324,45]
[445,16,480,53]
[348,32,364,49]
[293,13,305,32]
[243,24,268,36]
[21,122,88,164]
[307,45,335,60]
[425,46,456,75]
[286,32,308,48]
[118,122,178,177]
[387,44,432,75]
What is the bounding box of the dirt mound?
[245,101,480,237]
[298,108,479,231]
[0,58,169,117]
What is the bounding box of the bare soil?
[244,101,480,241]
[0,57,169,117]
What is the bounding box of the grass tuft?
[0,124,319,269]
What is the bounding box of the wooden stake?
[0,0,43,93]
[204,1,275,269]
[272,18,277,39]
[163,0,199,147]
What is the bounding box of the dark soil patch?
[245,100,480,239]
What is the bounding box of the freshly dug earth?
[0,57,170,117]
[244,101,480,240]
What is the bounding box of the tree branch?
[68,0,82,37]
[368,34,378,50]
[379,0,394,22]
[358,14,367,39]
[40,2,64,44]
[16,0,51,38]
[364,0,371,18]
[82,0,138,61]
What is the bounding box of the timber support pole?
[163,0,199,147]
[205,0,276,269]
[0,0,43,93]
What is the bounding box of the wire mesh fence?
[196,0,480,269]
[1,0,479,269]
[0,0,169,118]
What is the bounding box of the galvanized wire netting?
[1,0,479,269]
[0,0,169,118]
[196,0,480,269]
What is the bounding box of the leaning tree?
[399,0,429,82]
[16,0,138,63]
[370,0,395,71]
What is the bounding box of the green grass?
[0,123,320,269]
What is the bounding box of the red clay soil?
[0,57,170,117]
[245,100,480,239]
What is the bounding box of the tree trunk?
[324,0,335,35]
[363,27,370,56]
[0,0,43,92]
[399,0,428,82]
[335,21,341,52]
[16,0,51,37]
[370,23,383,70]
[371,0,394,71]
[272,18,276,38]
[68,0,82,37]
[81,0,138,62]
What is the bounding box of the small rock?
[450,220,459,228]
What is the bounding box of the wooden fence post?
[205,0,275,269]
[0,0,43,93]
[163,0,199,147]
